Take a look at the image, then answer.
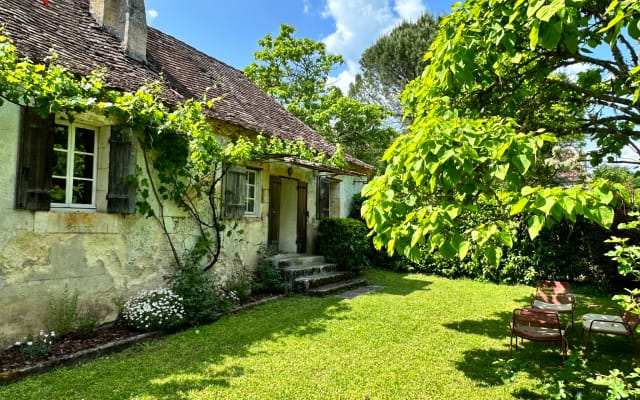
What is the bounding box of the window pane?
[247,171,255,185]
[52,150,67,177]
[75,128,95,153]
[73,154,94,179]
[246,199,254,213]
[51,178,66,203]
[53,125,68,150]
[247,185,255,199]
[72,179,93,204]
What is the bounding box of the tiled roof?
[0,0,372,171]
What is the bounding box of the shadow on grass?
[451,314,637,399]
[365,270,433,296]
[0,296,353,400]
[442,310,513,340]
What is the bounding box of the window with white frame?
[245,169,258,214]
[223,167,260,218]
[51,122,97,208]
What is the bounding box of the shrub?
[74,300,110,337]
[252,245,291,295]
[225,265,254,303]
[168,263,226,326]
[121,288,185,332]
[316,218,369,271]
[44,285,78,337]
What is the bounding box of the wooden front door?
[296,182,308,253]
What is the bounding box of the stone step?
[271,254,326,269]
[293,271,355,293]
[280,262,338,281]
[308,278,367,296]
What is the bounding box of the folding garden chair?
[510,308,568,360]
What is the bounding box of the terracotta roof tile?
[0,0,372,171]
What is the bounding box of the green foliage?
[74,300,110,337]
[362,101,627,267]
[44,285,78,338]
[121,288,185,332]
[19,331,55,361]
[167,262,222,326]
[588,369,640,400]
[224,265,254,303]
[316,218,369,271]
[406,0,639,164]
[244,24,394,166]
[252,245,291,295]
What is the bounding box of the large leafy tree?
[349,13,441,123]
[244,24,395,166]
[410,0,639,164]
[362,0,638,266]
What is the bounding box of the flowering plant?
[16,330,56,360]
[121,288,185,332]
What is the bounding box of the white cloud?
[304,0,311,14]
[321,0,428,90]
[326,60,360,94]
[147,9,158,21]
[394,0,427,21]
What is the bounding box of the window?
[51,122,97,209]
[223,167,260,218]
[15,107,136,213]
[245,169,258,214]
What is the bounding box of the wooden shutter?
[268,176,281,248]
[316,176,330,219]
[107,126,136,214]
[15,107,55,210]
[223,168,246,219]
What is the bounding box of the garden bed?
[0,294,282,385]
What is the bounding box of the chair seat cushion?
[532,300,573,313]
[513,326,563,341]
[582,313,628,335]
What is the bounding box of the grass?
[0,269,636,399]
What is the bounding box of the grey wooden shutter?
[316,176,330,219]
[224,169,246,219]
[107,126,136,214]
[15,107,55,211]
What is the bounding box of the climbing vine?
[0,30,345,270]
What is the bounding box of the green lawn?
[0,270,635,399]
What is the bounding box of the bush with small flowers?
[120,288,185,332]
[17,331,56,361]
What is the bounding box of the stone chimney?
[89,0,147,63]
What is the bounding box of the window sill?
[34,211,122,234]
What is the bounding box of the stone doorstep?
[308,278,367,296]
[0,295,285,386]
[279,262,338,281]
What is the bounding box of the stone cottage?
[0,0,372,340]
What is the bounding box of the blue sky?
[145,0,455,93]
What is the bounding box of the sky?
[144,0,456,93]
